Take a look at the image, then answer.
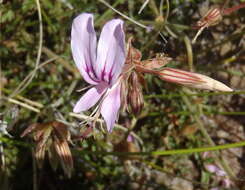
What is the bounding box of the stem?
[73,141,245,156]
[148,0,159,17]
[10,0,43,97]
[145,90,245,99]
[138,0,150,14]
[183,36,194,71]
[124,117,138,141]
[32,148,38,190]
[98,0,150,30]
[42,47,79,77]
[69,112,143,145]
[6,97,40,113]
[223,2,245,15]
[165,0,170,22]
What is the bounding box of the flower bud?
[193,7,222,43]
[158,68,233,91]
[128,72,144,115]
[120,79,129,113]
[195,7,222,29]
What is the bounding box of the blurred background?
[1,0,245,189]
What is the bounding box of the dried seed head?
[21,121,73,178]
[53,135,73,178]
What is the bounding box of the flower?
[71,13,126,132]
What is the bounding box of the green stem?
[183,35,194,71]
[145,90,245,99]
[73,141,245,156]
[95,0,123,26]
[148,0,159,16]
[2,136,244,157]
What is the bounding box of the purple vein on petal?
[96,19,125,84]
[100,82,121,132]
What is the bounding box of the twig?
[145,90,245,99]
[192,26,205,44]
[10,0,43,97]
[183,36,194,71]
[2,57,57,115]
[73,141,245,156]
[148,0,159,16]
[164,25,178,38]
[42,47,79,78]
[4,57,57,98]
[138,0,150,14]
[165,0,170,22]
[16,95,43,108]
[98,0,150,30]
[223,2,245,15]
[32,148,38,190]
[159,0,164,17]
[6,97,40,113]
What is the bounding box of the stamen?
[76,85,94,92]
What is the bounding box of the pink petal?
[100,82,121,132]
[216,169,226,177]
[223,178,232,188]
[96,19,126,84]
[71,13,98,85]
[205,164,220,173]
[127,134,134,142]
[210,188,220,190]
[73,83,108,113]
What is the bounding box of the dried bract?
[21,121,73,178]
